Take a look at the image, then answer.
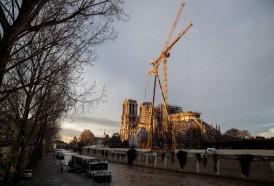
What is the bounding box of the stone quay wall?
[82,147,274,184]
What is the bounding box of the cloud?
[258,128,274,138]
[65,115,120,127]
[259,123,274,128]
[61,116,120,141]
[60,128,82,143]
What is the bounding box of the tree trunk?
[0,41,11,88]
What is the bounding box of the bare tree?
[0,0,127,90]
[224,128,240,138]
[224,128,251,139]
[239,130,251,139]
[27,85,65,168]
[79,129,95,146]
[0,2,127,184]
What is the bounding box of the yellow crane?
[146,2,192,151]
[163,2,185,104]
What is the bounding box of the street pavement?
[28,153,97,186]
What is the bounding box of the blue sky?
[61,0,274,142]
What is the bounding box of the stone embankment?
[82,147,274,185]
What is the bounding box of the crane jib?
[146,21,193,77]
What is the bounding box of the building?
[120,99,221,149]
[120,99,138,142]
[94,131,110,146]
[139,102,152,128]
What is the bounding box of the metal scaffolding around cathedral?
[120,99,221,149]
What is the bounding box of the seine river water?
[106,162,269,186]
[62,151,270,186]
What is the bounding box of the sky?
[61,0,274,142]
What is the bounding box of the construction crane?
[163,2,185,104]
[146,2,192,104]
[146,2,192,151]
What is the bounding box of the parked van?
[206,148,216,154]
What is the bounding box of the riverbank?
[82,147,274,185]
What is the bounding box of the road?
[29,152,96,186]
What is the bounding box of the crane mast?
[146,2,192,151]
[163,2,185,104]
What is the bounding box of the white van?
[206,148,216,154]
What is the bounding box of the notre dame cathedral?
[120,98,221,149]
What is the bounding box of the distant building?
[94,131,110,146]
[255,136,265,140]
[103,131,110,140]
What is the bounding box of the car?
[206,148,216,155]
[22,169,32,179]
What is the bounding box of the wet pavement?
[29,152,96,186]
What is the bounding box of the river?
[107,162,269,186]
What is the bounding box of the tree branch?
[0,2,10,32]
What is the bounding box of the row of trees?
[0,1,126,185]
[224,128,251,139]
[67,129,95,151]
[66,130,129,152]
[64,128,268,153]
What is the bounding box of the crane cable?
[144,75,151,102]
[185,26,192,110]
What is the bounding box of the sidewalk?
[29,154,96,186]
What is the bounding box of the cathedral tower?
[120,99,138,142]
